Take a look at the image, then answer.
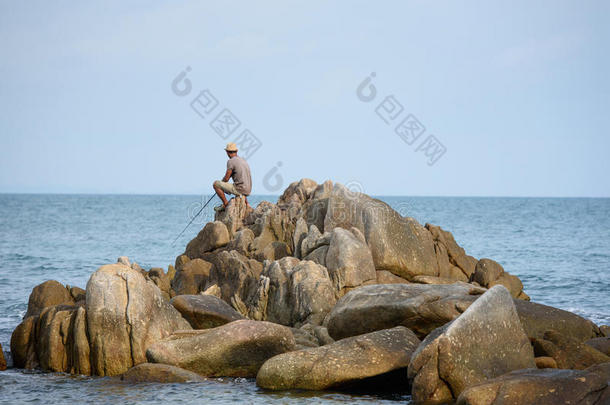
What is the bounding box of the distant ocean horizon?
[1,193,608,404]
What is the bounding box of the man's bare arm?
[222,169,232,182]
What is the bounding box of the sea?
[0,194,608,404]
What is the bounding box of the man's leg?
[213,181,229,207]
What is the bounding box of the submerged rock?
[87,264,191,376]
[257,326,420,391]
[408,286,536,404]
[120,363,206,383]
[170,294,244,329]
[146,320,295,377]
[456,366,610,405]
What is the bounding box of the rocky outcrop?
[456,366,610,405]
[214,196,253,236]
[120,363,206,383]
[586,337,610,356]
[24,280,75,318]
[426,223,477,281]
[86,264,191,376]
[532,330,610,369]
[184,221,230,259]
[408,286,536,404]
[146,320,295,377]
[326,283,485,340]
[170,294,244,329]
[256,326,420,390]
[325,184,439,279]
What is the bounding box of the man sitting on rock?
[213,142,252,212]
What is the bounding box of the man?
[213,142,252,211]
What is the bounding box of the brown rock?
[535,356,558,369]
[170,294,244,329]
[0,342,6,370]
[532,330,610,370]
[120,363,206,383]
[214,196,253,236]
[25,280,74,318]
[456,368,609,405]
[171,258,212,296]
[412,275,461,285]
[326,283,485,340]
[278,178,318,206]
[600,325,610,337]
[586,337,610,356]
[408,286,536,404]
[256,326,421,391]
[185,221,230,259]
[376,270,410,284]
[10,316,38,369]
[86,264,191,376]
[426,223,477,279]
[146,320,295,377]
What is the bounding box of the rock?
[278,178,318,206]
[513,299,600,341]
[324,227,377,296]
[532,330,610,370]
[300,225,322,258]
[376,270,410,284]
[175,254,190,271]
[246,202,294,258]
[470,258,524,298]
[250,259,336,327]
[326,283,485,340]
[120,363,206,383]
[290,327,319,350]
[184,221,230,259]
[456,368,609,405]
[535,356,558,369]
[118,256,130,266]
[225,228,254,257]
[25,280,74,318]
[10,316,38,369]
[146,320,295,377]
[325,184,439,279]
[171,258,212,296]
[292,218,308,259]
[202,250,263,312]
[426,223,477,280]
[149,267,171,300]
[600,325,610,337]
[170,294,244,329]
[412,275,461,285]
[313,326,335,346]
[408,286,536,404]
[0,343,6,371]
[586,337,610,356]
[303,245,328,267]
[201,284,221,298]
[86,264,192,376]
[214,196,252,236]
[69,286,86,302]
[256,326,421,391]
[259,241,290,262]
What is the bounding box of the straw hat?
[225,142,238,152]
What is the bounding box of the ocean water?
[0,194,609,404]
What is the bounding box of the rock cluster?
[7,179,609,402]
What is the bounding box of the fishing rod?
[171,194,216,246]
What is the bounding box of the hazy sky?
[1,1,608,197]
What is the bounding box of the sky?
[1,1,609,197]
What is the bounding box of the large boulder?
[214,195,252,236]
[171,258,212,296]
[256,326,420,390]
[120,363,206,383]
[426,223,477,280]
[513,299,600,341]
[24,280,74,318]
[248,259,336,327]
[324,227,376,296]
[326,283,485,340]
[278,178,318,206]
[86,264,192,376]
[456,367,610,405]
[184,221,230,259]
[324,184,439,280]
[407,286,536,404]
[146,320,295,377]
[532,330,610,369]
[170,294,244,329]
[10,316,38,369]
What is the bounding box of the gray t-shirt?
[227,156,252,196]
